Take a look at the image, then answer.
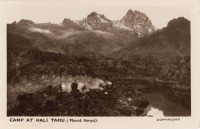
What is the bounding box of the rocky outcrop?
[8,79,149,116]
[62,18,85,30]
[120,9,155,36]
[116,17,190,56]
[87,12,111,23]
[18,19,34,25]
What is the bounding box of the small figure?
[71,83,81,99]
[58,84,62,92]
[47,85,53,95]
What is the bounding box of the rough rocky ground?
[7,48,190,116]
[8,82,149,116]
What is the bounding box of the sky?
[5,0,190,29]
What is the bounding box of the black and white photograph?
[5,1,192,117]
[1,0,200,129]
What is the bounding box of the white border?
[0,0,200,129]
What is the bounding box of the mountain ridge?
[10,9,156,35]
[114,17,190,57]
[120,9,155,36]
[8,10,190,57]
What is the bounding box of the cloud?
[29,27,52,34]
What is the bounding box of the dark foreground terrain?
[7,48,190,116]
[7,15,191,116]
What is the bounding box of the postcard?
[0,0,199,128]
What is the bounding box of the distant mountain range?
[115,17,190,57]
[7,9,190,57]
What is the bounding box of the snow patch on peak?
[87,12,110,23]
[96,15,108,22]
[81,23,92,30]
[113,21,132,31]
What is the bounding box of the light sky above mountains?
[6,0,190,29]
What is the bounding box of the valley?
[7,9,191,116]
[7,48,190,116]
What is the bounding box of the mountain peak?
[125,9,146,18]
[127,9,134,14]
[167,17,190,28]
[62,18,74,26]
[120,9,155,35]
[86,12,110,23]
[87,12,99,17]
[62,18,85,30]
[18,19,34,25]
[126,9,141,15]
